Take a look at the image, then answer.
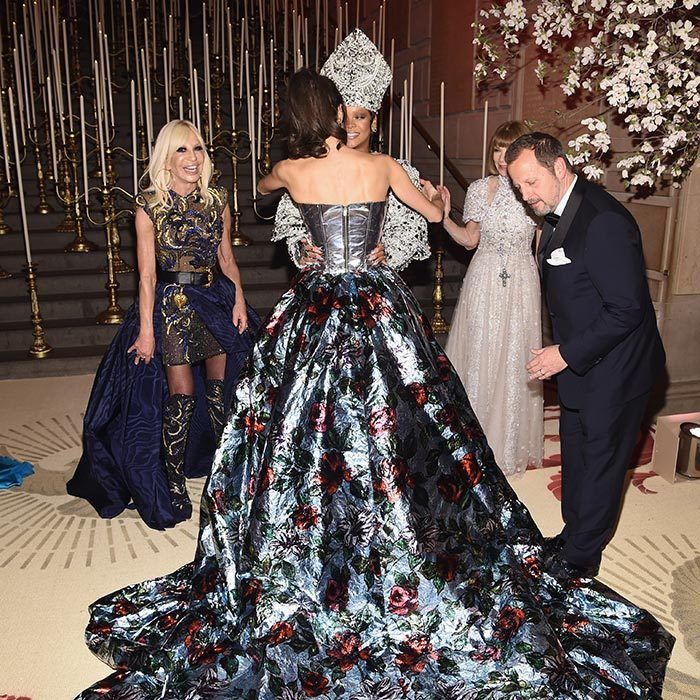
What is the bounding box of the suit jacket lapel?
[542,176,586,267]
[537,222,554,269]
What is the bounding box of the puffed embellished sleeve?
[272,193,309,269]
[462,177,489,224]
[382,159,430,271]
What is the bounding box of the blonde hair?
[487,121,530,176]
[139,120,214,209]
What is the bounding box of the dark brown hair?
[486,121,530,175]
[286,69,347,159]
[504,132,573,173]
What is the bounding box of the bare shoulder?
[274,159,293,175]
[368,152,400,173]
[372,152,396,165]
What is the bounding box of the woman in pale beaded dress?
[438,121,543,476]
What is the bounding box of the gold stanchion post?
[261,86,272,176]
[25,262,53,358]
[32,134,53,214]
[102,143,132,273]
[55,154,76,232]
[64,130,99,253]
[230,131,251,246]
[430,236,450,334]
[95,185,125,325]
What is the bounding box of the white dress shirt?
[554,175,578,217]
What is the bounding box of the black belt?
[157,269,214,286]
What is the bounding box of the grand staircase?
[0,136,468,380]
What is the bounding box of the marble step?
[0,284,459,353]
[0,345,110,380]
[0,326,456,381]
[0,266,300,323]
[0,273,465,325]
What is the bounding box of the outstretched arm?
[386,158,443,222]
[437,185,480,249]
[258,161,288,196]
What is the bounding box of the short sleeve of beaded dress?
[446,175,543,476]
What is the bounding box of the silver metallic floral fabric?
[77,203,672,698]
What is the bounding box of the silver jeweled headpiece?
[320,29,392,113]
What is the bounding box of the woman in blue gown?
[75,71,673,698]
[67,120,258,530]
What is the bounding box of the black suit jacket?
[539,176,665,409]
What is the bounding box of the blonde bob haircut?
[487,121,530,176]
[139,120,214,209]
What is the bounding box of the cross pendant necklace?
[499,268,511,287]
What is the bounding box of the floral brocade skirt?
[77,267,673,698]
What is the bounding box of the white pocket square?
[546,247,572,266]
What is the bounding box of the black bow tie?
[543,212,560,227]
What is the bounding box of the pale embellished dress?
[446,175,543,476]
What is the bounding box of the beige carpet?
[0,375,698,699]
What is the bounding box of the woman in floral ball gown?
[75,71,673,699]
[275,29,430,273]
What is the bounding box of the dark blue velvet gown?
[67,186,259,530]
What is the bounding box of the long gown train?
[76,202,672,698]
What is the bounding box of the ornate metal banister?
[391,93,469,194]
[390,93,469,334]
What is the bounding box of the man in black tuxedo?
[505,133,665,578]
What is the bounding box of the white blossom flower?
[473,0,699,189]
[583,163,605,180]
[630,171,654,186]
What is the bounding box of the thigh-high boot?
[205,379,226,443]
[162,393,196,519]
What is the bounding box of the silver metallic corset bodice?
[298,201,387,273]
